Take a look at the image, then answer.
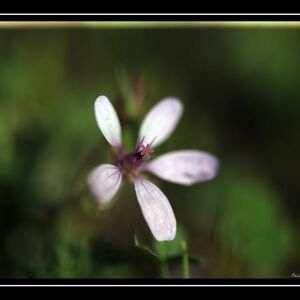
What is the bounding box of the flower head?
[87,95,219,241]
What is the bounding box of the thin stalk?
[181,240,190,279]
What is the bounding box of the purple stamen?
[118,137,155,179]
[150,136,157,146]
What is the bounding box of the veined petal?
[144,150,219,186]
[94,96,122,147]
[87,164,122,204]
[134,177,176,241]
[139,97,183,148]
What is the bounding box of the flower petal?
[134,177,176,241]
[87,164,122,204]
[94,96,122,147]
[139,97,183,148]
[144,150,219,186]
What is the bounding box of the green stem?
[181,241,190,279]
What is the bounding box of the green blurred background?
[0,22,299,279]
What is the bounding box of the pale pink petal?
[94,96,122,147]
[144,150,219,186]
[139,97,183,148]
[87,164,122,204]
[134,177,176,241]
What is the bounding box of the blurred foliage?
[195,163,295,277]
[0,25,299,279]
[219,169,295,276]
[134,226,200,278]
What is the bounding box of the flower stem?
[181,240,190,279]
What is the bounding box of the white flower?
[87,95,219,241]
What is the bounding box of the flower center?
[117,138,154,178]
